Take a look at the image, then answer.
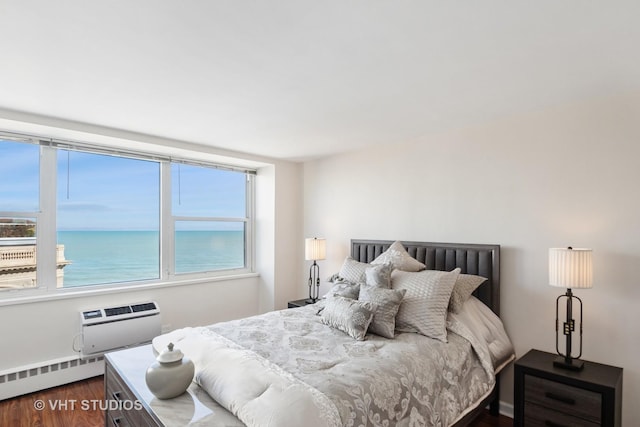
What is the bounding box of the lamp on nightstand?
[305,237,326,303]
[549,247,593,371]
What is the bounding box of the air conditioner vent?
[131,302,156,312]
[105,306,132,317]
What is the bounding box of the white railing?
[0,245,37,269]
[0,244,71,289]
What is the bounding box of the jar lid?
[157,342,184,363]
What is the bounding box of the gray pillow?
[323,279,360,300]
[449,274,487,313]
[358,284,406,339]
[391,268,460,342]
[337,257,369,283]
[371,241,425,272]
[320,295,376,341]
[365,263,393,288]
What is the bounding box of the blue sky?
[0,140,39,211]
[1,139,246,231]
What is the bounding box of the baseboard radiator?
[0,301,161,401]
[0,355,104,401]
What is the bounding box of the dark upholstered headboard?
[351,239,501,316]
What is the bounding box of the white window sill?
[0,272,260,307]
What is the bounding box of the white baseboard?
[0,355,104,401]
[499,400,514,419]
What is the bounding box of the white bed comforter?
[153,326,341,427]
[153,297,514,427]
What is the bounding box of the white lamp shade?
[549,248,593,289]
[305,238,326,261]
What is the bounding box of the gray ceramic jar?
[145,342,195,399]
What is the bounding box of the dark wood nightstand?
[287,298,315,308]
[514,349,622,427]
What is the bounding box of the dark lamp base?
[553,356,584,371]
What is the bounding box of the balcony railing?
[0,243,71,289]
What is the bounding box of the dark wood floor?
[0,376,513,427]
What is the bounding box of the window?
[0,136,254,293]
[172,163,248,274]
[57,150,160,286]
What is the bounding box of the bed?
[151,239,514,427]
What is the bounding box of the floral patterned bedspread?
[203,301,497,427]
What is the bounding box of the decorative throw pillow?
[322,279,360,300]
[392,268,461,342]
[337,257,369,283]
[320,295,376,341]
[365,263,393,288]
[449,274,488,313]
[326,273,342,283]
[371,241,425,272]
[358,284,406,339]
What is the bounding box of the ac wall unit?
[80,301,160,356]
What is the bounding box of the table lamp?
[305,237,326,303]
[549,247,593,371]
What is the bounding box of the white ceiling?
[2,1,639,161]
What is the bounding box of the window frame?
[0,134,256,298]
[163,161,254,279]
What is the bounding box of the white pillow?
[371,241,425,272]
[392,268,460,342]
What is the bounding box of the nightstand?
[287,298,315,308]
[514,349,622,427]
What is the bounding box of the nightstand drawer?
[106,407,133,427]
[524,374,601,423]
[106,363,137,403]
[106,363,152,427]
[524,402,600,427]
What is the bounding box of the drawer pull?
[544,391,575,405]
[544,421,568,427]
[112,391,123,401]
[112,417,123,427]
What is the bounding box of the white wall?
[256,161,305,313]
[303,92,640,424]
[0,278,259,370]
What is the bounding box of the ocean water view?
[57,230,244,287]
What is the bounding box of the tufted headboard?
[351,239,501,316]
